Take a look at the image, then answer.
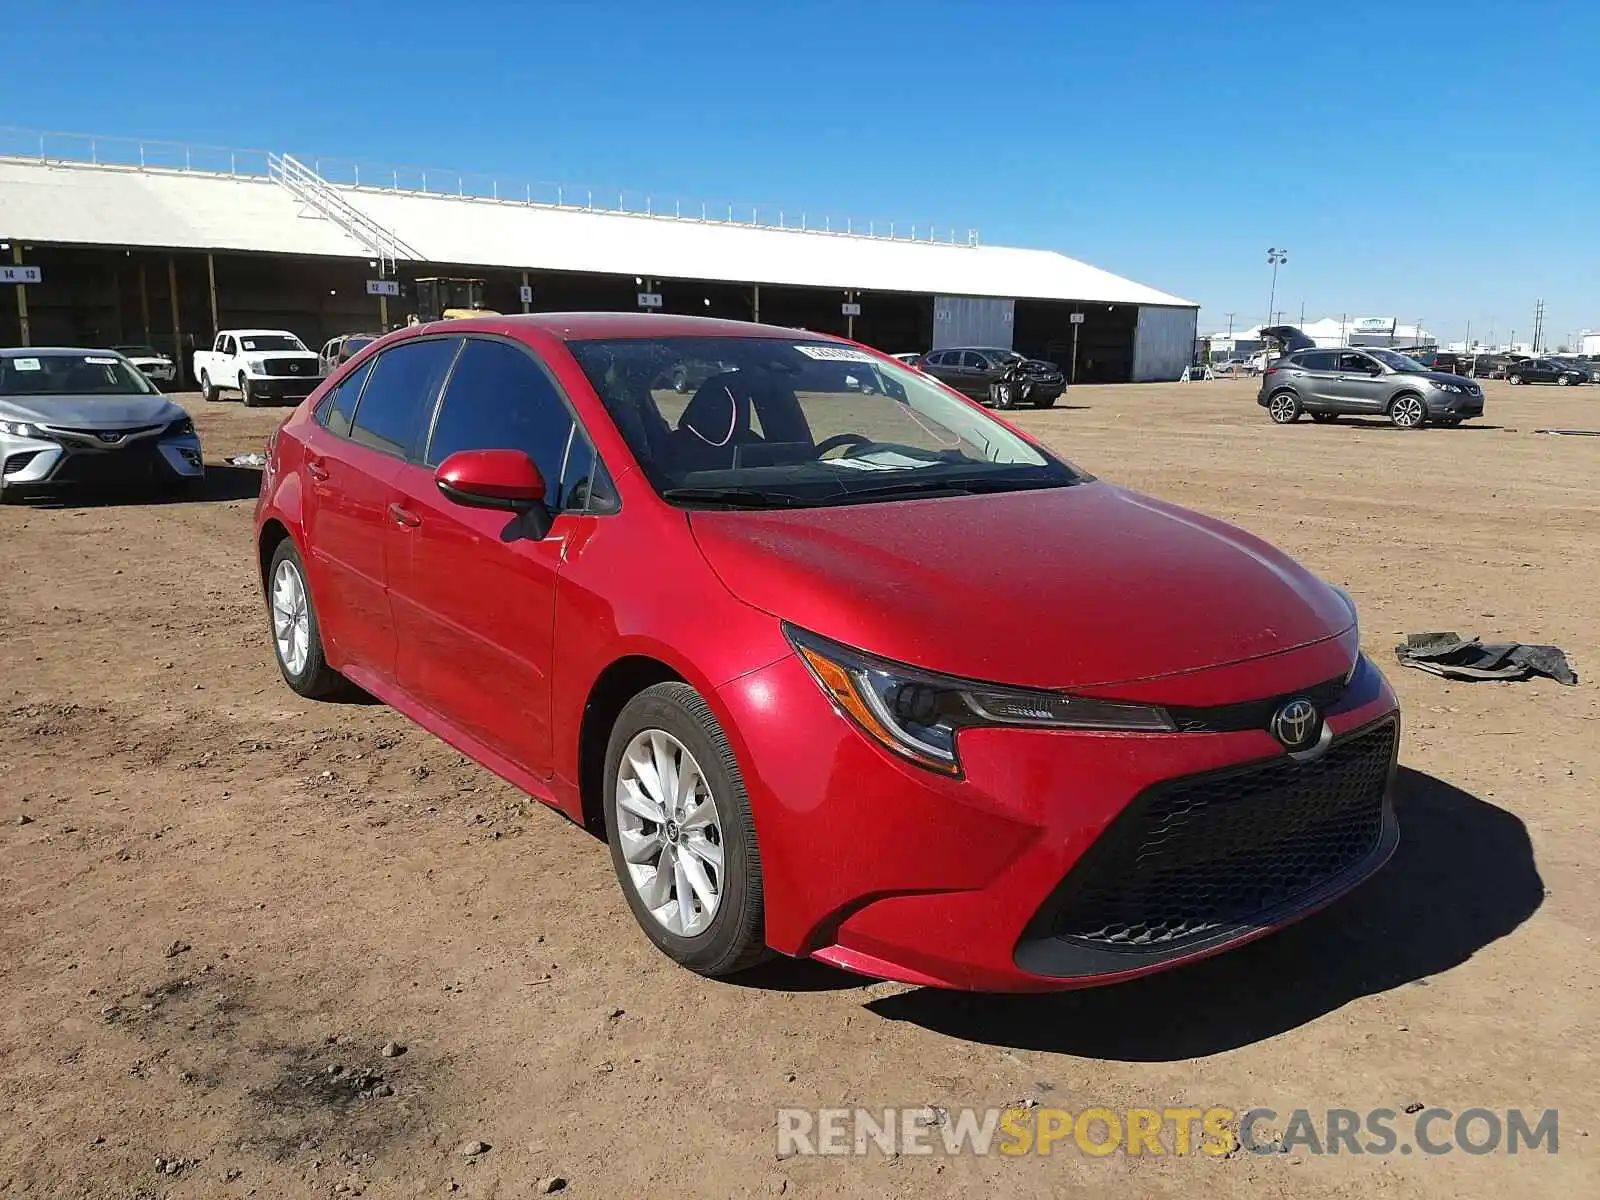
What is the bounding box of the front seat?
[672,372,762,473]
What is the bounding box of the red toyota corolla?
[254,313,1400,992]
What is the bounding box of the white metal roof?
[0,158,1196,307]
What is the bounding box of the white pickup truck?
[193,329,324,407]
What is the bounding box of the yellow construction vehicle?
[413,277,499,323]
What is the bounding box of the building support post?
[521,269,531,314]
[12,245,30,347]
[752,283,760,324]
[846,290,856,341]
[206,252,219,339]
[139,260,151,342]
[168,256,186,388]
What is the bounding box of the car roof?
[416,312,846,343]
[0,346,129,357]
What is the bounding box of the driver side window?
[1338,352,1374,373]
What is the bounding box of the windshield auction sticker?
[794,345,878,364]
[11,358,41,371]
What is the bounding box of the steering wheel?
[812,432,874,459]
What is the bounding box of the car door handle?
[305,459,329,480]
[388,503,421,528]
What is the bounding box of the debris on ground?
[1534,428,1600,437]
[227,452,269,467]
[380,1040,407,1058]
[457,1140,490,1158]
[1395,632,1578,685]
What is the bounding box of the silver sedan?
[0,347,204,501]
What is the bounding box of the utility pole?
[1266,247,1287,329]
[1531,299,1545,353]
[1465,319,1471,349]
[1299,299,1305,326]
[1224,312,1236,337]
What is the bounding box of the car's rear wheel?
[1310,412,1339,424]
[1558,374,1572,386]
[200,372,218,403]
[266,540,343,698]
[1267,390,1301,423]
[604,682,766,978]
[1508,373,1523,385]
[1389,393,1427,429]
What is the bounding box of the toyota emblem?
[1270,698,1320,751]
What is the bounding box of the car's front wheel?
[266,539,343,698]
[200,372,218,403]
[1267,390,1301,423]
[1558,374,1572,386]
[1389,393,1427,429]
[1508,373,1523,385]
[989,381,1016,409]
[604,682,767,978]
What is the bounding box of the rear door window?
[316,358,373,438]
[349,337,461,459]
[423,337,585,509]
[1298,351,1338,371]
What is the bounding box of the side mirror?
[435,449,546,512]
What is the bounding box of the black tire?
[1310,412,1340,424]
[240,375,260,408]
[265,539,343,699]
[1388,392,1428,429]
[1508,373,1523,385]
[990,381,1015,409]
[1033,392,1059,409]
[1267,390,1301,424]
[1557,374,1572,387]
[603,682,767,978]
[200,372,218,403]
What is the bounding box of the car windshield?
[237,334,307,352]
[0,352,157,396]
[568,336,1084,509]
[345,337,375,352]
[113,344,161,357]
[1367,349,1427,372]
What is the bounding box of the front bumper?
[0,430,203,495]
[1427,390,1484,417]
[715,635,1399,992]
[247,375,321,400]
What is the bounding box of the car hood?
[126,355,172,366]
[0,393,184,427]
[688,481,1353,690]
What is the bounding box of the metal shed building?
[0,132,1198,384]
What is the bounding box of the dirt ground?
[2,377,1596,1199]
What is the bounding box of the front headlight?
[785,625,1173,776]
[245,358,267,373]
[0,420,43,438]
[1434,382,1463,394]
[164,416,195,437]
[1328,584,1362,683]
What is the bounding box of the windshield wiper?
[818,476,1070,505]
[661,486,807,509]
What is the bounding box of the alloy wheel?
[270,559,311,677]
[1391,395,1425,428]
[1269,392,1299,423]
[614,729,724,938]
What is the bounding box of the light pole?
[1265,248,1288,330]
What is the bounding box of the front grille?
[1168,675,1348,733]
[264,358,314,376]
[1046,721,1396,950]
[46,424,164,450]
[49,443,173,485]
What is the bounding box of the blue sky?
[3,0,1597,346]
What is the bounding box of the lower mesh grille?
[1049,721,1395,949]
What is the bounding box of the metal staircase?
[267,152,420,272]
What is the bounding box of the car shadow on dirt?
[864,767,1542,1060]
[0,465,263,508]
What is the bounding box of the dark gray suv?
[1257,346,1485,429]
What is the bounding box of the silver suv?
[1257,346,1485,429]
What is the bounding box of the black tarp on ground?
[1394,632,1578,685]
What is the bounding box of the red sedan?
[254,313,1400,992]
